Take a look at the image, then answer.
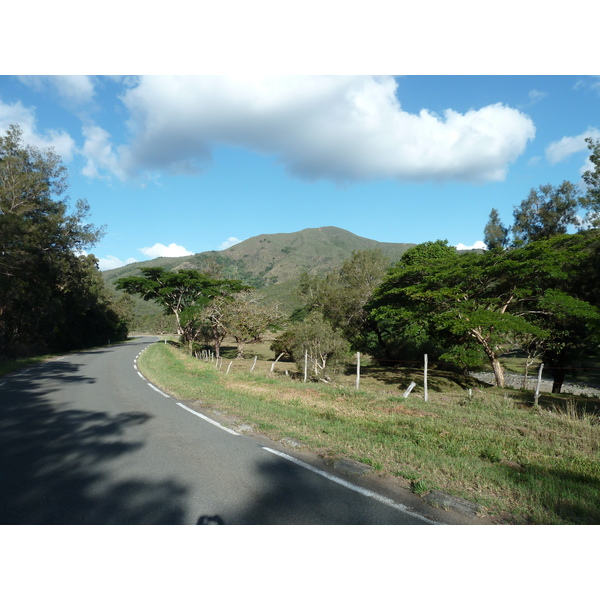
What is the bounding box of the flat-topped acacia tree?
[116,267,244,335]
[369,235,600,390]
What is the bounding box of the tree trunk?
[551,368,565,394]
[547,356,567,394]
[236,339,245,359]
[209,322,225,359]
[490,356,505,388]
[470,327,505,387]
[173,309,183,335]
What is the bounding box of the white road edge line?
[262,447,440,525]
[176,402,240,436]
[147,383,171,398]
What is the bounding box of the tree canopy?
[0,124,128,357]
[582,137,600,227]
[483,208,509,250]
[511,181,582,247]
[369,234,600,390]
[115,267,245,336]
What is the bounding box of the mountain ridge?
[102,226,416,313]
[103,226,415,285]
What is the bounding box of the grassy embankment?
[141,339,600,524]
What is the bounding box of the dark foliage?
[0,125,129,357]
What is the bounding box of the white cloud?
[219,237,242,250]
[96,75,535,184]
[53,75,96,105]
[97,255,138,271]
[18,75,96,106]
[545,127,600,164]
[526,89,547,106]
[81,125,127,179]
[139,242,194,259]
[455,241,487,251]
[0,99,76,161]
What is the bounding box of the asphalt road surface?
[0,337,462,525]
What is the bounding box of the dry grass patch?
[382,405,437,418]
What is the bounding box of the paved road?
[0,337,451,525]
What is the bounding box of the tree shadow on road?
[0,360,188,524]
[225,453,432,525]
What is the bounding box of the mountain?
[103,226,415,314]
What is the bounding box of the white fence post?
[403,381,417,398]
[356,352,361,390]
[424,354,428,402]
[271,352,284,372]
[534,363,544,407]
[304,350,308,383]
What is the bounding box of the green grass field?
[138,340,600,525]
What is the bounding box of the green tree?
[370,236,598,388]
[365,241,459,361]
[0,124,124,356]
[511,181,582,247]
[322,250,389,344]
[198,295,230,358]
[582,137,600,227]
[278,312,351,381]
[483,208,509,250]
[115,267,244,336]
[219,290,282,358]
[532,289,600,392]
[523,231,600,392]
[294,250,391,352]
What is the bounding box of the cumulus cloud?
[139,242,194,259]
[81,125,127,179]
[97,255,138,271]
[0,98,76,161]
[455,241,487,251]
[219,237,242,250]
[89,75,535,184]
[545,128,600,164]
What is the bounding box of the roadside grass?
[0,355,55,378]
[138,340,600,525]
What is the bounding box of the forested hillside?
[103,227,414,287]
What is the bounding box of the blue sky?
[1,1,598,273]
[2,74,599,270]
